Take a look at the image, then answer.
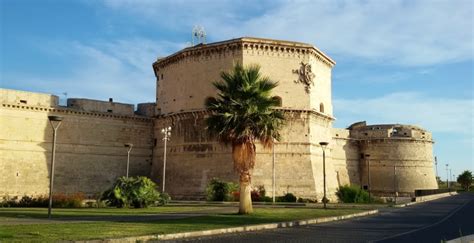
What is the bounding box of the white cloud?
[102,0,474,66]
[333,92,474,135]
[3,38,184,105]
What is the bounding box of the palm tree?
[205,63,284,214]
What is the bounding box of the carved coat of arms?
[293,62,315,93]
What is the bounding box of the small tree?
[457,170,473,191]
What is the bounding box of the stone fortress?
[0,37,438,201]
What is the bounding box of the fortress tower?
[151,37,338,200]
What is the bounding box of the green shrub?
[297,197,317,203]
[206,178,237,201]
[337,185,370,203]
[276,193,297,202]
[158,193,171,206]
[101,176,160,208]
[1,193,84,208]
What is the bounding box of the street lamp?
[434,156,438,180]
[450,169,452,188]
[446,164,449,189]
[124,143,133,178]
[393,166,398,204]
[161,126,172,193]
[272,138,276,204]
[319,142,329,209]
[366,154,371,203]
[47,115,63,219]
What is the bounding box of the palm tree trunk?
[238,170,253,214]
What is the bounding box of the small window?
[161,74,163,79]
[107,109,113,113]
[272,96,282,107]
[157,74,160,81]
[364,133,368,136]
[20,100,27,104]
[360,153,365,159]
[319,103,324,113]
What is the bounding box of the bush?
[337,185,370,203]
[297,197,317,203]
[276,193,297,202]
[231,185,270,202]
[158,193,171,206]
[53,193,85,208]
[206,178,237,201]
[101,176,160,208]
[1,193,84,208]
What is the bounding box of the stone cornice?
[356,137,434,144]
[156,108,335,121]
[152,37,335,71]
[1,103,152,122]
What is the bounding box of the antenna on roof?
[192,25,206,46]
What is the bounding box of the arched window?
[272,96,282,107]
[319,103,324,113]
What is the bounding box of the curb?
[78,209,379,242]
[393,192,457,208]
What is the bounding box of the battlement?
[0,88,59,107]
[347,121,432,141]
[153,37,335,71]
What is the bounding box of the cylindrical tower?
[351,124,438,196]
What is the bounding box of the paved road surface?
[177,193,474,243]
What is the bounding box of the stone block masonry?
[0,89,153,197]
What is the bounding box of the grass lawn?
[0,206,366,242]
[0,206,215,218]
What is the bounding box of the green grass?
[0,206,213,218]
[0,207,365,242]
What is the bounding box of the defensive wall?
[0,37,438,200]
[0,89,154,197]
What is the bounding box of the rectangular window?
[20,100,27,104]
[107,109,113,113]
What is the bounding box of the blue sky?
[1,0,472,179]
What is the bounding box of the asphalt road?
[176,193,474,243]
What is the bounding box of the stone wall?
[151,110,338,201]
[358,138,438,196]
[331,128,361,187]
[67,98,134,116]
[0,92,154,197]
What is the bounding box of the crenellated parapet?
[153,37,335,73]
[347,121,433,142]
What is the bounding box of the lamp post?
[366,154,371,203]
[319,142,329,209]
[272,138,276,204]
[450,169,452,188]
[124,143,133,178]
[435,156,438,180]
[161,126,171,193]
[446,164,449,189]
[47,115,63,219]
[393,166,397,203]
